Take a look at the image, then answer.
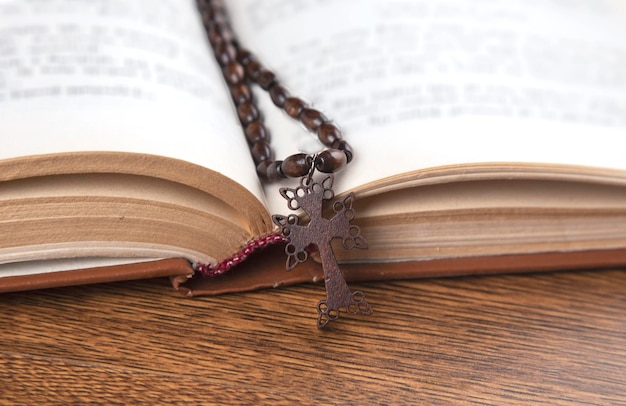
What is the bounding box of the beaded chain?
[195,0,372,328]
[196,0,354,182]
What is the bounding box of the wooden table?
[1,269,624,404]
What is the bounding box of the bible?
[2,0,626,295]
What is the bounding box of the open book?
[2,0,626,294]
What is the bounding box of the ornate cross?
[272,175,371,328]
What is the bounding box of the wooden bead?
[317,123,342,147]
[257,159,285,181]
[281,153,311,177]
[256,159,270,180]
[333,140,353,163]
[284,97,306,118]
[202,7,227,26]
[237,101,259,125]
[237,49,254,65]
[255,159,269,179]
[245,60,262,81]
[266,160,286,181]
[223,61,244,85]
[256,69,276,90]
[244,121,270,144]
[251,141,273,163]
[208,22,232,45]
[230,83,251,105]
[209,0,226,11]
[300,108,326,131]
[213,41,236,65]
[315,149,347,173]
[270,85,289,107]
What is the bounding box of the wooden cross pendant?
[272,175,372,328]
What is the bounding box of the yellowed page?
[0,1,274,277]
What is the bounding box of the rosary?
[197,0,371,328]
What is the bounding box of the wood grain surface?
[1,269,625,405]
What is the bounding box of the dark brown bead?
[236,49,254,65]
[281,153,311,177]
[256,159,285,182]
[200,9,214,25]
[315,149,347,173]
[209,0,226,11]
[255,159,268,179]
[244,121,270,144]
[237,101,259,125]
[203,9,226,27]
[223,61,244,85]
[256,159,270,180]
[300,108,326,131]
[265,160,286,181]
[284,97,306,118]
[251,141,273,163]
[245,60,262,81]
[256,69,276,90]
[206,1,226,19]
[269,85,289,107]
[317,123,342,147]
[213,41,237,65]
[333,139,353,163]
[208,22,232,45]
[230,83,251,105]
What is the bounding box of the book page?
[226,0,626,207]
[0,0,264,200]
